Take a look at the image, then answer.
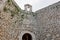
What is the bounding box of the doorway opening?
[22,33,32,40]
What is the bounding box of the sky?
[15,0,60,12]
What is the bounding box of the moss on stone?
[7,0,12,3]
[4,0,24,21]
[3,7,8,12]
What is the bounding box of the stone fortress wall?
[0,0,22,40]
[0,0,60,40]
[0,0,39,40]
[36,1,60,40]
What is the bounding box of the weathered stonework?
[36,1,60,40]
[0,0,60,40]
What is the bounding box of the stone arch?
[22,33,32,40]
[19,31,36,40]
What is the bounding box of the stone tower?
[24,4,32,13]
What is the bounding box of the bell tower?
[24,4,32,13]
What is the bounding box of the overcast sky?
[15,0,60,12]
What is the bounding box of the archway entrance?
[22,33,32,40]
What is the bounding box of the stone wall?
[0,0,22,40]
[36,1,60,40]
[1,0,60,40]
[0,0,39,40]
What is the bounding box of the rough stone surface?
[0,0,60,40]
[36,1,60,40]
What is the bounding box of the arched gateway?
[22,33,32,40]
[19,31,36,40]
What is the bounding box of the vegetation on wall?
[7,0,11,2]
[3,0,25,23]
[3,0,21,16]
[3,7,7,12]
[3,0,36,24]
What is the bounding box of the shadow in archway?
[22,33,32,40]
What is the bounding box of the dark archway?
[22,33,32,40]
